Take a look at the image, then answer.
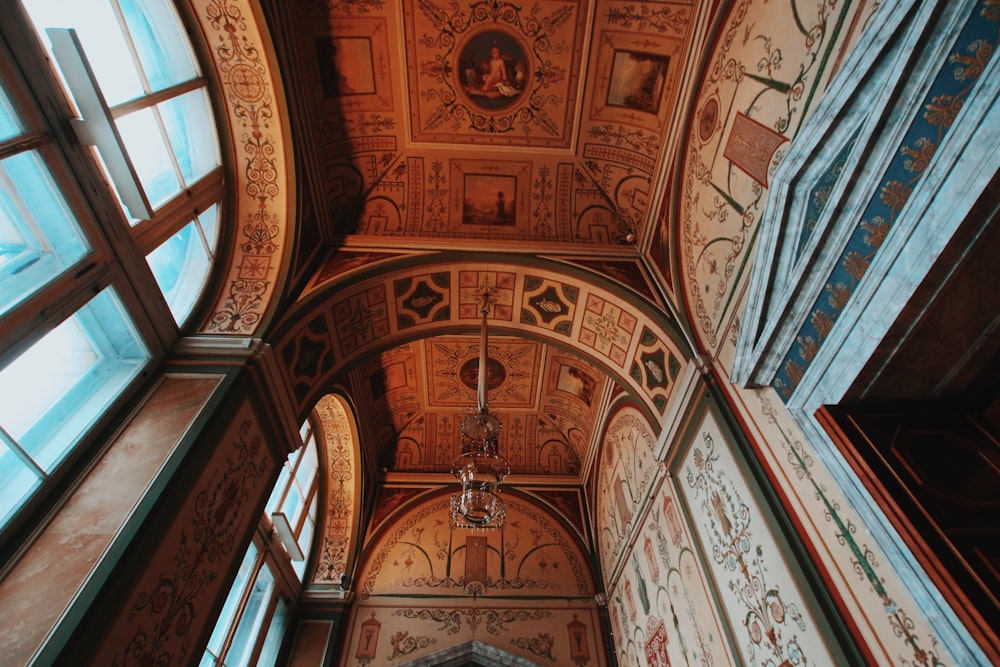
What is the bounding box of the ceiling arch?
[308,393,362,588]
[271,254,694,492]
[273,253,693,421]
[178,0,294,336]
[354,490,598,601]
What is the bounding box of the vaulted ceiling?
[254,0,715,491]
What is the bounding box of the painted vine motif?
[388,630,435,659]
[680,0,863,349]
[596,406,657,583]
[393,607,553,635]
[610,484,726,667]
[649,498,720,665]
[757,390,950,666]
[201,0,283,334]
[115,418,268,666]
[686,431,808,665]
[312,395,357,584]
[512,632,556,661]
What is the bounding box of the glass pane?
[120,0,199,91]
[23,0,145,106]
[199,205,219,256]
[157,88,221,185]
[265,464,291,515]
[0,287,149,471]
[146,213,213,326]
[0,150,90,315]
[159,89,219,186]
[0,84,22,141]
[287,442,303,469]
[0,437,44,531]
[204,543,259,656]
[282,484,302,524]
[297,441,318,484]
[116,108,178,208]
[256,597,289,667]
[228,563,276,667]
[292,496,317,580]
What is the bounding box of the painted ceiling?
[277,0,700,247]
[253,0,711,488]
[196,0,876,498]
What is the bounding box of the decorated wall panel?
[672,402,855,665]
[345,492,604,665]
[595,404,659,584]
[693,380,981,666]
[607,479,734,667]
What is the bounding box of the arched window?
[0,0,222,536]
[202,418,320,667]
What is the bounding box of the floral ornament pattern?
[115,418,268,666]
[198,0,285,335]
[757,391,951,666]
[686,432,808,666]
[312,396,357,584]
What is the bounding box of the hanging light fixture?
[449,290,510,529]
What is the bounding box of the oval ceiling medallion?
[459,355,507,392]
[457,29,529,110]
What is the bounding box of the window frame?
[0,0,226,549]
[203,416,322,666]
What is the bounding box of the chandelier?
[449,291,510,529]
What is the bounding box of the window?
[201,420,320,667]
[0,0,222,537]
[0,288,147,524]
[266,420,320,580]
[21,0,222,325]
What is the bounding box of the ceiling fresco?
[169,1,999,664]
[274,258,691,484]
[345,336,606,478]
[268,0,701,246]
[235,0,872,547]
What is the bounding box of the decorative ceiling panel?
[265,0,701,247]
[402,0,588,147]
[345,337,602,478]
